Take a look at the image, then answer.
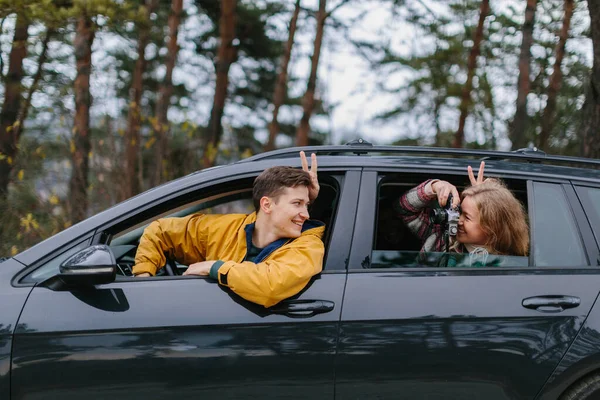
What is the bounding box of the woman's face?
[457,196,488,246]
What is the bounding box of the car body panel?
[12,274,345,399]
[0,258,33,400]
[337,270,600,400]
[334,169,600,399]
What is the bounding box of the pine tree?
[123,0,159,200]
[582,0,600,158]
[150,0,184,186]
[296,0,326,146]
[454,0,490,148]
[510,0,538,150]
[266,0,301,151]
[538,0,574,151]
[203,0,238,168]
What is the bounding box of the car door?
[336,170,600,400]
[10,170,360,400]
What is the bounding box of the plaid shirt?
[395,179,465,254]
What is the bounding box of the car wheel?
[561,373,600,400]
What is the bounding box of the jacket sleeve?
[132,214,209,276]
[395,179,441,246]
[212,234,325,308]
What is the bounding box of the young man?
[132,152,323,308]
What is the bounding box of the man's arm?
[186,234,324,308]
[133,214,208,276]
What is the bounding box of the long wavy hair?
[461,180,529,256]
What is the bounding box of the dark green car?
[2,144,600,399]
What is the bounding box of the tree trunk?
[433,97,442,146]
[123,0,158,200]
[582,0,600,159]
[69,15,95,223]
[538,0,574,152]
[150,0,183,186]
[15,27,53,141]
[296,0,327,147]
[203,0,238,168]
[510,0,537,150]
[0,14,29,198]
[453,0,490,148]
[266,0,301,151]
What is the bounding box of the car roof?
[238,144,600,183]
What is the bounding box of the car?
[2,141,600,400]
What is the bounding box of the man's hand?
[300,151,319,203]
[183,261,215,276]
[468,161,486,186]
[135,272,151,277]
[432,180,460,208]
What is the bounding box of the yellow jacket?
[133,212,325,307]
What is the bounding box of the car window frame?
[573,183,600,265]
[349,167,599,272]
[14,166,358,285]
[98,171,351,279]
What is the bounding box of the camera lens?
[431,208,447,224]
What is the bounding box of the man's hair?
[253,166,311,212]
[461,179,530,256]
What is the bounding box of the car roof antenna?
[345,138,373,155]
[345,138,373,147]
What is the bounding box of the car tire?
[561,374,600,400]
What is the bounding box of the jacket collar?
[243,214,324,263]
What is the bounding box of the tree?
[510,0,538,150]
[538,0,574,152]
[0,13,30,197]
[454,0,490,148]
[123,0,159,200]
[581,0,600,158]
[150,0,183,187]
[266,0,301,151]
[69,12,95,222]
[203,0,238,168]
[296,0,327,147]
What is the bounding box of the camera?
[431,193,460,237]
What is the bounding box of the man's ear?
[259,196,272,214]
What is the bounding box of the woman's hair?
[461,179,529,256]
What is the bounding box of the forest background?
[1,0,600,255]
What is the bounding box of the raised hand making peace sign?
[300,151,319,203]
[467,161,486,186]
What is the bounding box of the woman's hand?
[300,151,319,203]
[431,180,460,208]
[468,161,486,186]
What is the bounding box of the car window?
[575,186,600,248]
[108,175,341,276]
[531,182,587,267]
[110,189,255,246]
[371,174,529,269]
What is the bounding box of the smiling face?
[456,195,489,247]
[266,185,310,239]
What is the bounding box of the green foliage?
[374,0,498,145]
[194,0,285,116]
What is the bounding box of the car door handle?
[270,300,335,317]
[522,295,581,313]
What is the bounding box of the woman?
[396,162,529,258]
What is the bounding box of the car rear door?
[11,170,360,400]
[336,170,600,400]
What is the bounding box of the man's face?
[267,185,310,239]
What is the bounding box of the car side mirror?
[40,245,117,291]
